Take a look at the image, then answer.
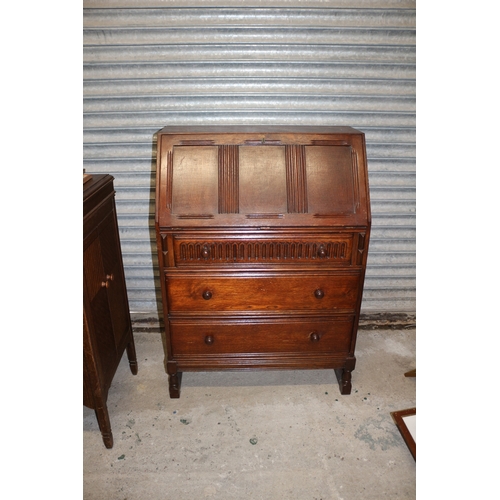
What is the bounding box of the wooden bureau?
[155,127,370,397]
[84,174,138,448]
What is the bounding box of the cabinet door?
[84,229,117,387]
[83,207,131,389]
[98,209,131,348]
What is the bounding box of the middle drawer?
[166,272,361,313]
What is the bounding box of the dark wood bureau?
[84,174,138,448]
[155,127,370,398]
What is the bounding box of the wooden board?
[391,407,416,460]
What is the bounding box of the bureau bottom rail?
[165,355,356,398]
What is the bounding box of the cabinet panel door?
[99,210,130,348]
[83,234,117,385]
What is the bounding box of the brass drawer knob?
[204,335,214,345]
[309,332,320,342]
[202,290,213,300]
[201,245,210,259]
[314,289,324,299]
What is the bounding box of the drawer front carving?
[172,235,353,266]
[166,273,361,312]
[170,317,354,355]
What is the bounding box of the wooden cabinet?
[84,174,138,448]
[155,127,370,397]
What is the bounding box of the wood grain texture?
[239,146,287,214]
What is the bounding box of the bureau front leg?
[167,362,182,398]
[335,357,356,395]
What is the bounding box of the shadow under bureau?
[155,127,371,397]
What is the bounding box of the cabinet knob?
[101,274,114,288]
[201,245,210,259]
[202,290,213,300]
[314,289,324,299]
[309,332,321,342]
[317,245,327,258]
[204,335,214,345]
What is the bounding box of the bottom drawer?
[169,317,354,356]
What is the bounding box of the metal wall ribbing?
[83,1,416,325]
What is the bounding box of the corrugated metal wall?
[83,1,416,327]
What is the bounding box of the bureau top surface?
[157,125,363,136]
[155,127,370,229]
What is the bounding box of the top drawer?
[169,234,355,267]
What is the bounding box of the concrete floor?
[83,328,416,499]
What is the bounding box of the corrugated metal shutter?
[83,1,416,327]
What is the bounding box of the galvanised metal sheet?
[83,2,416,323]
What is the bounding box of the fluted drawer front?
[172,235,353,266]
[166,273,361,312]
[170,317,354,356]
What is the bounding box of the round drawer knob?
[314,289,324,299]
[202,290,213,300]
[101,274,114,288]
[310,332,320,342]
[317,245,327,258]
[204,335,214,345]
[201,245,210,259]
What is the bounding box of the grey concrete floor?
[83,328,416,499]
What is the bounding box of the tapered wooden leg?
[94,405,113,449]
[126,338,138,375]
[335,368,352,395]
[169,372,182,398]
[167,362,182,398]
[335,357,356,395]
